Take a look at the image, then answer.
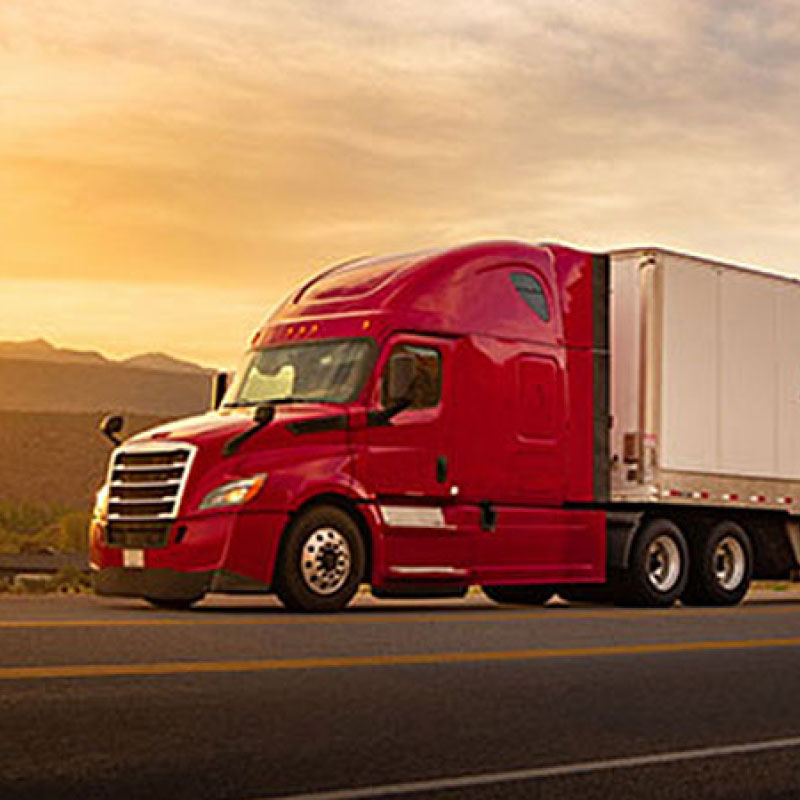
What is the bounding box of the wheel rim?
[713,535,746,591]
[300,527,352,596]
[645,534,682,593]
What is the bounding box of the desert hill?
[0,339,219,508]
[0,411,168,507]
[0,339,214,415]
[0,338,211,373]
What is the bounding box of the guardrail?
[0,553,89,578]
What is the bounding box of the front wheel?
[274,506,366,613]
[616,519,689,607]
[682,522,752,606]
[482,585,554,606]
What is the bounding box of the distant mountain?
[0,339,215,415]
[0,339,211,375]
[0,338,108,367]
[121,352,212,375]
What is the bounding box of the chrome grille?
[106,444,195,547]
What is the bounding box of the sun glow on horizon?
[3,0,800,362]
[0,278,282,368]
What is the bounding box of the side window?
[511,272,550,322]
[381,344,441,409]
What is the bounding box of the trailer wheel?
[274,505,365,613]
[682,521,752,606]
[482,585,554,606]
[616,519,688,607]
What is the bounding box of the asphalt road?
[2,590,800,800]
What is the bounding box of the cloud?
[2,0,800,358]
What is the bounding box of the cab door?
[355,334,469,576]
[356,334,454,500]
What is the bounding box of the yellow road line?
[3,636,800,681]
[2,603,800,630]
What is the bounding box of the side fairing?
[549,246,610,503]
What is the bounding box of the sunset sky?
[2,0,800,367]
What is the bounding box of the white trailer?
[598,248,800,605]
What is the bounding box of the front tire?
[274,505,366,613]
[616,518,688,607]
[482,585,554,606]
[682,521,752,606]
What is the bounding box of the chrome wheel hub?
[646,534,681,593]
[713,535,746,591]
[300,527,351,596]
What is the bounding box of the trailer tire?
[274,505,365,613]
[615,518,688,607]
[482,585,554,606]
[682,521,752,606]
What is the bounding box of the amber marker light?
[362,319,371,330]
[198,474,267,511]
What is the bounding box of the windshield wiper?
[224,397,320,409]
[266,397,320,405]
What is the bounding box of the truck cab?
[90,241,610,611]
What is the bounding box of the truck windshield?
[225,338,374,407]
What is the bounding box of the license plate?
[123,549,145,569]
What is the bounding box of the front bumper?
[93,566,272,600]
[94,567,214,601]
[90,509,289,599]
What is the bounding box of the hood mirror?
[100,414,124,446]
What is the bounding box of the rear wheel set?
[616,517,752,608]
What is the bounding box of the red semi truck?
[90,241,800,611]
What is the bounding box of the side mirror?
[211,371,230,410]
[387,353,416,405]
[100,414,124,446]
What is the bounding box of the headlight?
[199,474,267,511]
[93,484,110,520]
